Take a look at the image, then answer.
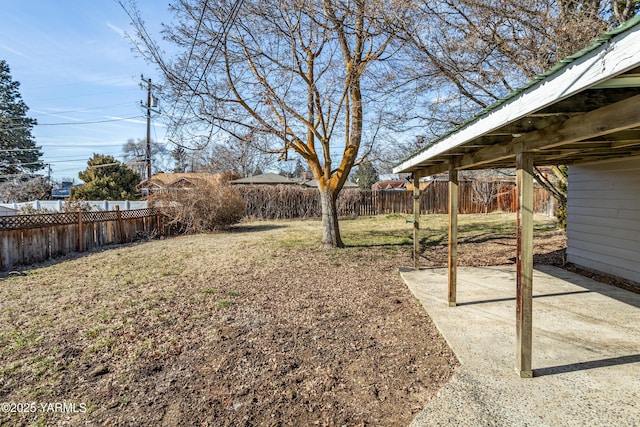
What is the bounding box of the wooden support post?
[448,166,458,307]
[115,205,125,244]
[516,151,534,378]
[77,210,83,252]
[413,171,422,269]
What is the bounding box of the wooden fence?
[0,208,171,271]
[360,181,553,215]
[238,181,554,219]
[1,182,554,269]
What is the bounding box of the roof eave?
[394,16,640,174]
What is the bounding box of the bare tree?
[122,138,170,176]
[206,131,277,177]
[121,0,413,247]
[0,175,51,203]
[611,0,640,23]
[396,0,616,136]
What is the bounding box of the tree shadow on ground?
[229,224,288,233]
[343,228,413,248]
[419,221,558,250]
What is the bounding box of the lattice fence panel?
[0,212,78,230]
[0,208,159,230]
[120,208,157,220]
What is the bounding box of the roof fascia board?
[394,19,640,174]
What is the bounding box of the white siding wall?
[567,157,640,282]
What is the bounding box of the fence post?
[115,205,125,244]
[78,209,83,252]
[157,212,163,237]
[413,172,422,269]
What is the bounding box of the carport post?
[413,171,422,269]
[448,166,458,307]
[515,151,533,378]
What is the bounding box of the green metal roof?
[396,14,640,169]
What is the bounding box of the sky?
[0,0,173,182]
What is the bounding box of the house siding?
[567,156,640,282]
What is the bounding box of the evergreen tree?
[171,145,188,173]
[0,60,43,179]
[71,154,141,200]
[292,158,305,178]
[353,161,379,190]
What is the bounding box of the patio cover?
[394,16,640,377]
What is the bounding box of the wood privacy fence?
[237,181,554,219]
[363,181,554,215]
[0,208,170,271]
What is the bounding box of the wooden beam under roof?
[411,93,640,176]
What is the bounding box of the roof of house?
[301,179,359,189]
[230,172,300,185]
[394,15,640,175]
[371,179,409,191]
[138,173,223,189]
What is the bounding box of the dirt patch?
[0,214,586,426]
[0,218,459,426]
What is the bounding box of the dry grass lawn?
[0,213,563,426]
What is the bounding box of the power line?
[88,162,120,169]
[31,102,141,117]
[0,115,145,131]
[166,0,245,145]
[38,115,144,126]
[0,161,44,167]
[0,148,42,152]
[0,173,46,180]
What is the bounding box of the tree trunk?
[319,188,344,249]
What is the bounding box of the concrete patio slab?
[400,265,640,427]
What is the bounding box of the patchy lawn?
[0,213,563,426]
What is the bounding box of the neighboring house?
[372,177,440,192]
[301,179,358,189]
[230,172,358,189]
[371,179,409,191]
[51,181,75,199]
[230,172,300,185]
[138,172,224,195]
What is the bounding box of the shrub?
[60,200,93,212]
[235,185,319,219]
[150,180,245,233]
[18,205,52,215]
[234,185,367,219]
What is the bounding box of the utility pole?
[141,76,153,198]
